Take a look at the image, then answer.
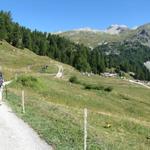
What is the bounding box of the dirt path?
[128,79,150,89]
[0,82,52,150]
[55,65,63,78]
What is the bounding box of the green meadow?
[1,41,150,149]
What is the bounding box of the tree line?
[0,11,150,81]
[96,41,150,80]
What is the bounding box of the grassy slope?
[58,30,136,47]
[1,41,150,149]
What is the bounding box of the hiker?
[0,72,4,104]
[0,72,4,87]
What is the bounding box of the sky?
[0,0,150,32]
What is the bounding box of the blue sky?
[0,0,150,32]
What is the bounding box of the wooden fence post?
[22,90,25,113]
[84,108,87,150]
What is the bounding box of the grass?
[5,91,100,150]
[59,29,137,47]
[1,41,150,149]
[69,76,113,92]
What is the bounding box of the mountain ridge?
[58,23,150,48]
[54,24,134,35]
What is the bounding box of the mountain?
[105,24,129,34]
[95,40,150,80]
[130,23,150,47]
[58,23,150,48]
[56,23,150,80]
[57,29,120,48]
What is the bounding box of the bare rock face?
[137,29,150,40]
[135,24,150,46]
[106,24,129,35]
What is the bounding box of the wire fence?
[2,87,101,150]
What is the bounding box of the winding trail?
[55,65,63,78]
[0,81,52,150]
[128,79,150,89]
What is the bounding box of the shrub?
[84,83,113,92]
[16,75,39,88]
[94,85,105,90]
[104,86,113,92]
[84,84,93,89]
[69,76,79,84]
[84,84,104,90]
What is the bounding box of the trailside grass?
[5,74,150,150]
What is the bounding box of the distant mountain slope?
[58,30,121,48]
[58,23,150,48]
[130,23,150,47]
[94,40,150,80]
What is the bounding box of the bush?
[16,75,39,88]
[84,84,113,92]
[84,84,93,89]
[84,84,104,90]
[104,86,113,92]
[69,76,79,84]
[94,85,105,90]
[69,76,113,92]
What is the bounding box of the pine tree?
[0,16,7,40]
[22,28,32,49]
[10,23,22,48]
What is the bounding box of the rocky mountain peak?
[105,24,129,35]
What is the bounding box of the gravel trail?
[0,82,52,150]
